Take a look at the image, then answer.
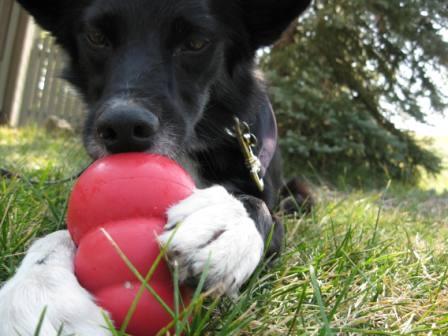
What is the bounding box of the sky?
[395,113,447,136]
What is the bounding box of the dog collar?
[226,101,278,192]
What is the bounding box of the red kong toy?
[67,153,195,335]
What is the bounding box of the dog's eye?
[85,29,109,48]
[184,37,210,52]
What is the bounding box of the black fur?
[17,0,311,260]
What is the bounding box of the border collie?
[0,0,311,334]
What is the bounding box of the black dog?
[0,1,311,334]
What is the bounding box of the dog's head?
[18,0,311,159]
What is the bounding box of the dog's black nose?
[96,107,159,153]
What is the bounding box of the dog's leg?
[0,231,111,336]
[158,186,266,297]
[237,195,284,259]
[279,177,314,214]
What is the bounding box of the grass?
[1,127,448,335]
[420,136,448,194]
[0,126,90,175]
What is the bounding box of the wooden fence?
[19,30,85,128]
[0,8,84,129]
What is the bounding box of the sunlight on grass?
[0,126,89,176]
[236,190,448,334]
[1,126,447,335]
[420,136,448,193]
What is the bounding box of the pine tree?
[261,0,448,184]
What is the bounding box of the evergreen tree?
[261,0,448,184]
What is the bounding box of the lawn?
[0,127,447,335]
[420,136,448,194]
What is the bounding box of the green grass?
[0,126,89,176]
[420,136,448,194]
[1,127,448,335]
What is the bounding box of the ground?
[0,127,447,335]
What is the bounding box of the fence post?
[0,0,18,123]
[8,16,35,127]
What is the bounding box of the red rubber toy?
[67,153,195,336]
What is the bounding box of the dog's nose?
[96,107,159,153]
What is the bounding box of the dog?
[0,0,312,334]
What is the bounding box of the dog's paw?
[158,186,264,297]
[0,231,111,336]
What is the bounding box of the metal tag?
[226,117,265,192]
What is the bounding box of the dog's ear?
[16,0,68,32]
[243,0,312,49]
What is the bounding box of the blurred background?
[1,2,448,333]
[0,0,447,191]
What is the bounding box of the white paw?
[158,186,264,297]
[0,231,111,336]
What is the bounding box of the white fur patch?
[158,186,264,297]
[0,231,111,336]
